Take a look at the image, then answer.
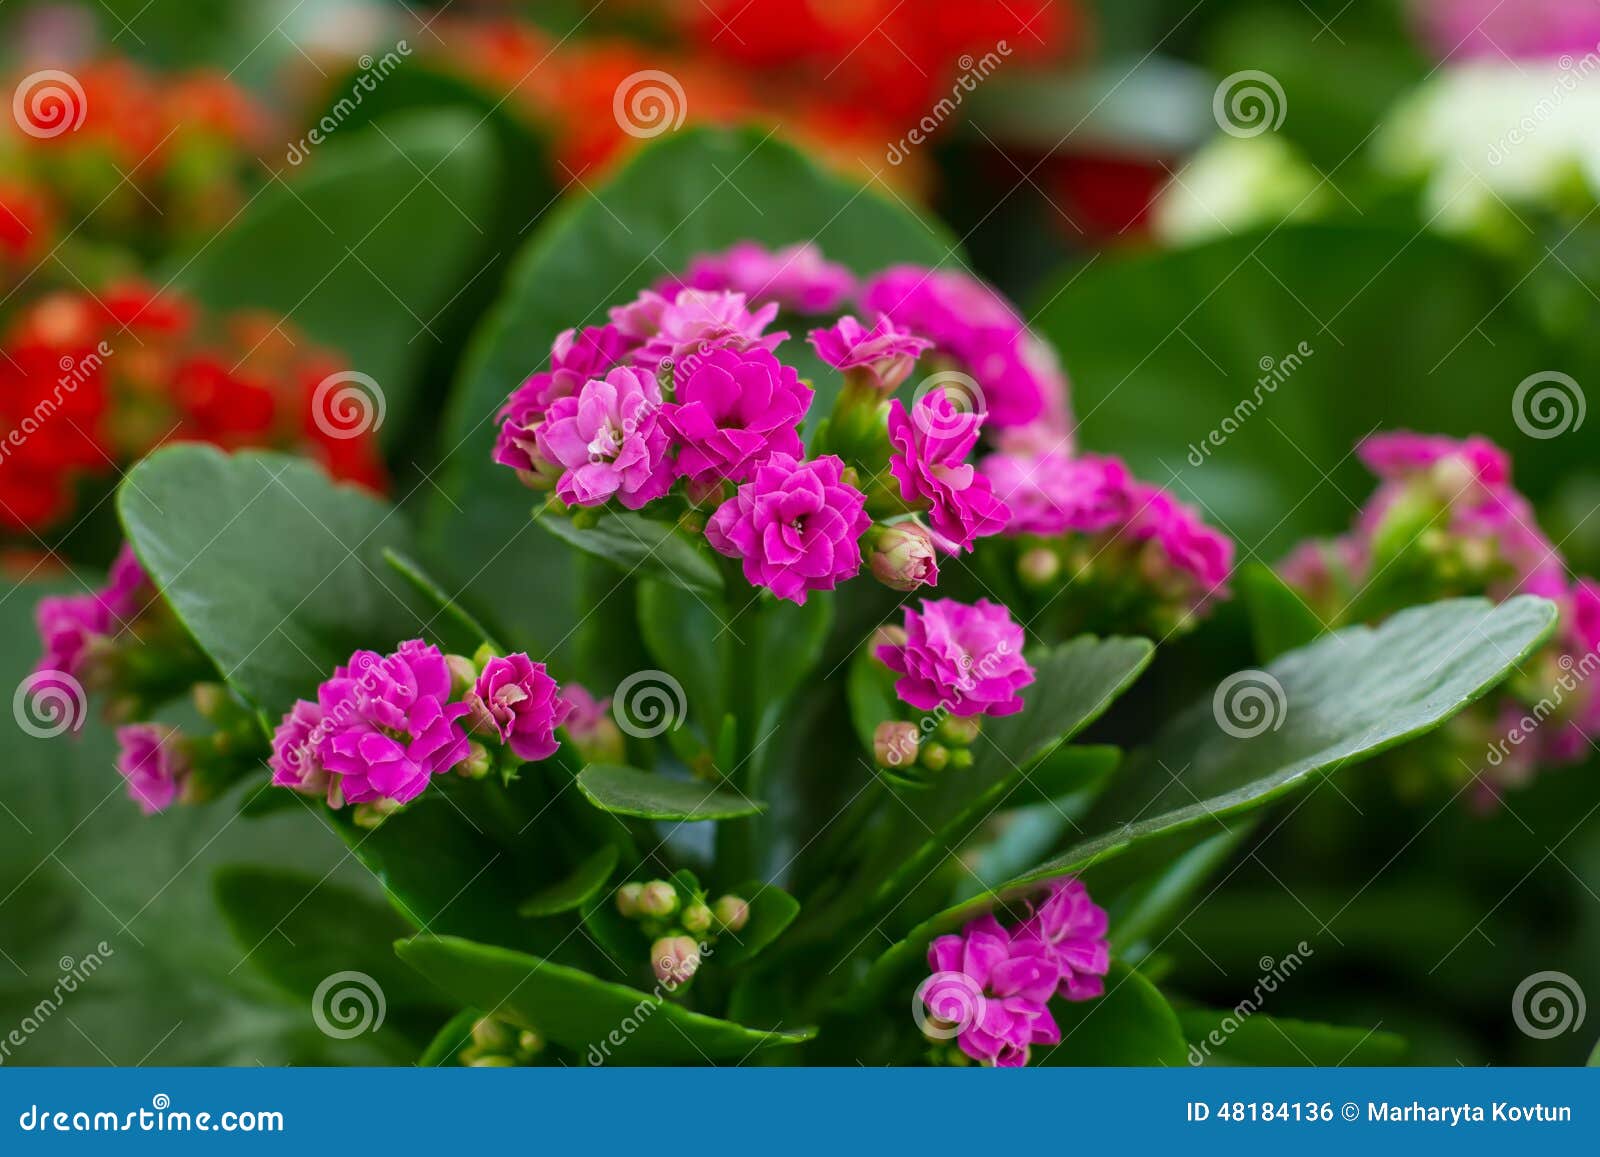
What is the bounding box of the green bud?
[713,895,750,933]
[937,716,981,746]
[445,654,478,698]
[1018,546,1061,587]
[920,743,950,773]
[682,901,713,936]
[616,883,644,918]
[455,741,493,780]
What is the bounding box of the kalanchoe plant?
[47,214,1566,1069]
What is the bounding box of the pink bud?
[651,935,702,985]
[868,523,939,592]
[874,720,921,768]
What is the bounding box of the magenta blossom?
[663,241,856,314]
[877,598,1034,717]
[705,453,870,604]
[807,313,932,396]
[115,723,189,815]
[1012,878,1111,1001]
[611,288,786,374]
[663,346,812,484]
[269,698,335,802]
[314,640,472,806]
[562,683,611,736]
[494,325,631,476]
[923,915,1059,1067]
[534,365,674,509]
[887,393,1009,552]
[1359,431,1509,491]
[980,451,1131,537]
[470,653,572,763]
[1127,484,1235,601]
[34,542,148,676]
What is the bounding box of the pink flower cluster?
[34,543,148,677]
[921,878,1110,1067]
[1279,432,1600,793]
[878,598,1035,717]
[269,641,573,812]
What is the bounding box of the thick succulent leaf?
[1037,964,1187,1066]
[395,935,815,1063]
[862,596,1557,991]
[518,846,620,918]
[576,764,764,821]
[170,110,497,440]
[541,511,723,596]
[426,126,956,657]
[1180,1010,1407,1066]
[118,445,432,721]
[1241,563,1325,663]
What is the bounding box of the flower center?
[587,421,622,464]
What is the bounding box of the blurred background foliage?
[1,0,1597,1065]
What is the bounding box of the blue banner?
[1,1068,1594,1152]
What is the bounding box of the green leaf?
[862,596,1558,992]
[540,510,723,596]
[1180,1010,1407,1066]
[576,764,765,821]
[1241,563,1324,663]
[846,645,898,751]
[118,445,432,720]
[518,846,620,918]
[1021,744,1122,803]
[716,883,800,967]
[1038,963,1187,1066]
[395,935,814,1063]
[752,596,835,733]
[170,110,497,441]
[426,126,955,658]
[637,578,726,736]
[1038,223,1592,556]
[418,1008,482,1067]
[383,548,504,654]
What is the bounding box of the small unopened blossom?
[652,935,702,985]
[877,598,1035,717]
[682,901,714,936]
[469,653,572,763]
[807,313,932,396]
[874,720,921,768]
[867,522,940,591]
[616,883,644,917]
[637,880,678,919]
[713,895,750,932]
[115,723,189,815]
[705,453,871,605]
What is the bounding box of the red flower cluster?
[3,58,271,252]
[0,282,385,535]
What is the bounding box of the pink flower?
[807,313,932,395]
[663,241,856,314]
[493,325,631,475]
[860,265,1068,429]
[877,598,1035,717]
[1358,431,1509,491]
[611,288,786,375]
[535,366,674,509]
[1127,484,1235,601]
[887,393,1009,552]
[1012,878,1111,1001]
[470,653,572,763]
[663,346,812,484]
[269,698,333,801]
[34,543,148,676]
[980,451,1131,537]
[316,640,472,806]
[705,453,870,604]
[1414,0,1600,60]
[115,723,188,815]
[923,915,1060,1067]
[562,683,611,735]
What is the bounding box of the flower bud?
[920,742,951,773]
[713,895,750,933]
[471,1017,515,1054]
[1018,546,1060,587]
[867,522,939,592]
[192,682,230,721]
[874,720,920,768]
[455,741,493,780]
[682,901,713,936]
[446,654,479,698]
[637,880,678,919]
[616,882,644,918]
[651,935,702,985]
[516,1029,544,1058]
[937,716,981,747]
[353,798,403,828]
[570,716,626,766]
